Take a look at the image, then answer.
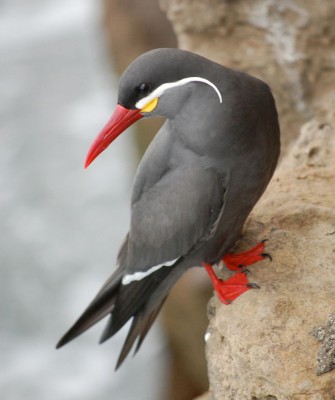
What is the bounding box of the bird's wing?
[125,162,226,273]
[97,162,226,361]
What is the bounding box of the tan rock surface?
[205,95,335,399]
[160,0,335,151]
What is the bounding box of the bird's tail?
[55,265,125,350]
[56,262,180,369]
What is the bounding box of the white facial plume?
[136,76,222,111]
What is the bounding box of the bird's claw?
[247,282,260,289]
[222,240,272,271]
[261,252,272,262]
[240,267,251,274]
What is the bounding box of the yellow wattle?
[141,97,158,113]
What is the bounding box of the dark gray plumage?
[56,48,280,369]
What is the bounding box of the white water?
[0,1,167,399]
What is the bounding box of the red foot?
[223,241,271,271]
[203,262,250,304]
[204,241,271,304]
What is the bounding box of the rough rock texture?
[160,0,335,151]
[311,314,335,376]
[204,94,335,399]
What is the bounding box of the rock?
[102,0,176,74]
[100,2,335,397]
[311,314,335,376]
[160,0,335,151]
[205,95,335,399]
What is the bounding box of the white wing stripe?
[121,258,179,285]
[135,76,222,109]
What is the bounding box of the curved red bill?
[84,105,143,168]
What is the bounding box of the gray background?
[1,0,167,399]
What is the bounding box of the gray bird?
[56,48,280,369]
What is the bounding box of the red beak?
[84,105,143,168]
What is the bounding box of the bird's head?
[85,49,222,168]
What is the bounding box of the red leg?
[223,241,271,271]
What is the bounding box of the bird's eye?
[136,83,150,95]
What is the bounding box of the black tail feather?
[57,260,179,369]
[97,267,170,345]
[56,295,115,348]
[134,298,167,355]
[99,314,113,344]
[56,266,124,348]
[115,296,167,370]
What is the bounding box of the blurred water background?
[0,0,167,399]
